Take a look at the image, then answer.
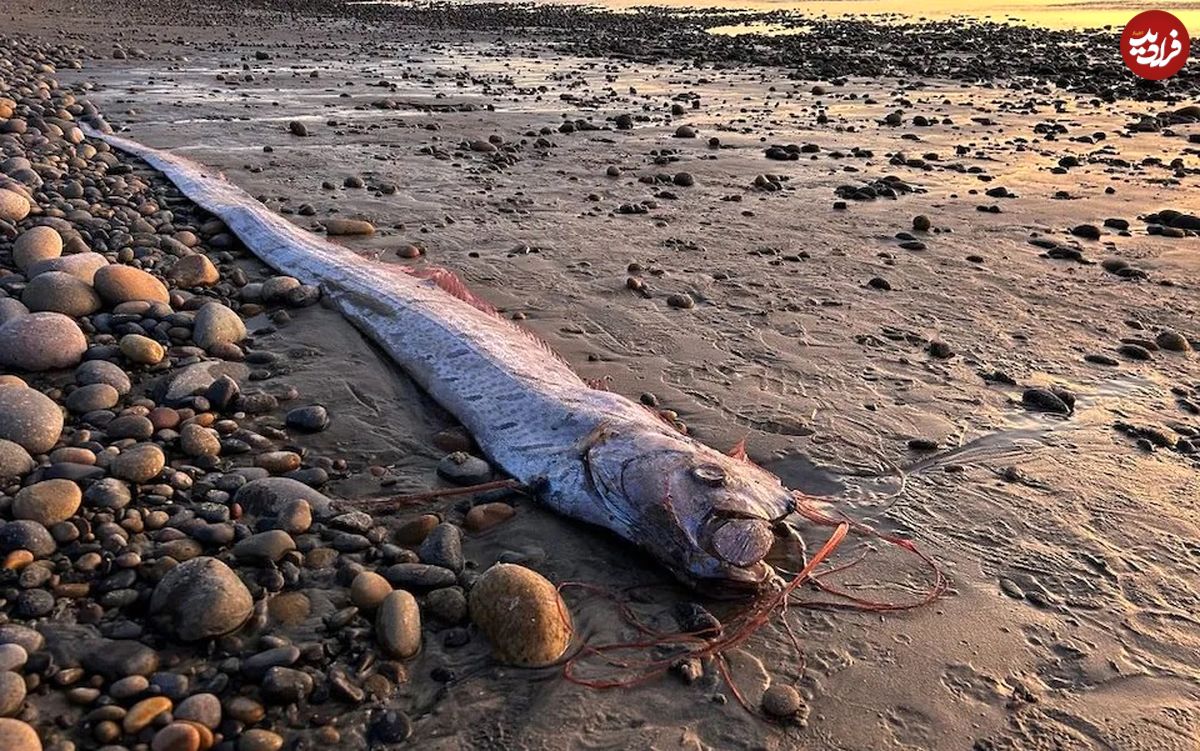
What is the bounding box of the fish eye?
[692,464,727,487]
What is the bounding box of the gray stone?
[0,440,34,480]
[150,557,253,641]
[75,359,131,395]
[232,530,295,565]
[375,590,420,659]
[0,671,25,717]
[22,271,100,317]
[418,523,464,573]
[27,252,108,283]
[0,386,62,455]
[156,361,248,405]
[234,477,333,518]
[0,520,57,558]
[0,312,87,371]
[65,383,119,414]
[0,298,29,326]
[192,302,245,350]
[81,639,160,680]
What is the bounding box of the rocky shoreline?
[0,35,581,751]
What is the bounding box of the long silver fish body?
[85,126,796,593]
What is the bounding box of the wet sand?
[5,0,1200,748]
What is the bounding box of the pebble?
[0,671,25,717]
[762,684,804,719]
[436,451,492,485]
[65,382,119,413]
[666,292,695,309]
[418,523,464,572]
[151,722,201,751]
[238,729,283,751]
[13,479,81,525]
[0,520,56,558]
[234,477,334,518]
[0,644,27,672]
[255,451,301,473]
[0,312,87,371]
[110,443,166,483]
[165,255,219,288]
[75,359,131,395]
[285,405,329,432]
[93,264,170,305]
[383,562,458,590]
[0,299,28,326]
[123,696,173,734]
[180,424,221,457]
[1155,330,1191,352]
[0,189,31,222]
[233,530,296,564]
[395,514,440,544]
[376,590,421,659]
[150,557,253,640]
[324,218,376,235]
[174,693,221,729]
[119,333,166,365]
[27,252,108,284]
[0,385,63,454]
[425,586,468,624]
[350,570,393,611]
[269,498,312,535]
[261,666,313,704]
[21,271,100,317]
[368,710,412,744]
[1022,387,1071,415]
[0,440,35,480]
[465,502,515,532]
[192,302,246,350]
[0,719,40,751]
[468,563,572,667]
[81,638,161,680]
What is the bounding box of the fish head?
[584,426,794,594]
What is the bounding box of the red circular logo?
[1122,10,1190,80]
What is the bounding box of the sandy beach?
[1,0,1200,748]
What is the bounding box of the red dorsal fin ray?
[403,264,581,376]
[406,266,498,316]
[728,437,750,462]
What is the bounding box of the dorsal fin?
[403,264,581,377]
[405,266,498,316]
[728,437,750,462]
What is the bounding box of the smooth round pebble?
[468,563,572,667]
[0,312,87,371]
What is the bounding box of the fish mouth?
[704,516,776,568]
[686,560,778,598]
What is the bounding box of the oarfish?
[84,126,797,594]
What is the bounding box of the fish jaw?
[581,422,794,594]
